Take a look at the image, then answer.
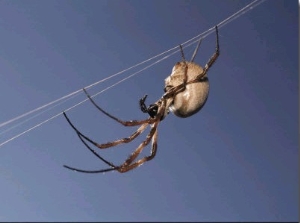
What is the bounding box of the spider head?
[147,104,159,118]
[139,95,159,118]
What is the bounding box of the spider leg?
[162,48,190,101]
[63,112,151,149]
[204,26,219,72]
[191,37,203,62]
[63,127,118,173]
[179,45,186,62]
[64,98,165,174]
[74,132,115,166]
[162,82,186,101]
[94,123,149,149]
[123,129,158,172]
[121,95,168,171]
[83,88,152,126]
[63,111,153,173]
[196,26,220,80]
[63,133,117,173]
[179,45,188,85]
[64,122,158,174]
[117,123,159,173]
[163,28,218,100]
[63,165,116,173]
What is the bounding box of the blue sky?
[0,0,298,221]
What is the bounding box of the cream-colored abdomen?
[170,79,209,118]
[165,61,210,118]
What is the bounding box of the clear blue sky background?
[0,0,298,221]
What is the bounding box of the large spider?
[63,26,220,174]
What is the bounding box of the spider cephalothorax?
[139,95,159,119]
[63,26,220,173]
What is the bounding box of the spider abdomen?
[165,62,209,118]
[170,79,209,118]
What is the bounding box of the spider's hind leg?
[202,26,220,75]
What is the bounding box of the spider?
[63,26,220,174]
